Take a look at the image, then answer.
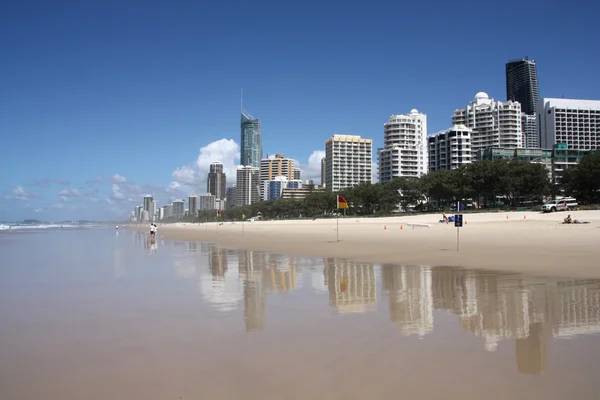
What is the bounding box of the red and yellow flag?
[337,195,349,209]
[217,210,222,217]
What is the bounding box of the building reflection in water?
[324,258,377,314]
[166,241,600,375]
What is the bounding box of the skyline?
[2,0,600,221]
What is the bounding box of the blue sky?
[2,0,599,221]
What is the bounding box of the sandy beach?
[135,210,600,279]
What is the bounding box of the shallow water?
[1,229,600,399]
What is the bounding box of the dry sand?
[135,210,600,279]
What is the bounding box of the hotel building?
[378,109,428,182]
[427,124,472,172]
[324,134,372,192]
[537,98,600,150]
[453,92,523,154]
[236,166,260,206]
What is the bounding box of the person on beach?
[149,223,156,238]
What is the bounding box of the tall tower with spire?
[240,90,263,168]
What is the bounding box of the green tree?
[562,151,600,203]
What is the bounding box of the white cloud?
[33,208,42,213]
[58,187,83,198]
[111,174,127,184]
[111,184,125,200]
[295,150,325,183]
[172,138,240,191]
[1,185,39,201]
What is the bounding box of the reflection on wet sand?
[176,243,600,375]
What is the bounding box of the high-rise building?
[428,125,473,172]
[321,157,326,187]
[522,113,539,148]
[172,200,185,219]
[378,109,428,183]
[163,204,173,219]
[537,98,600,150]
[236,166,260,206]
[150,200,156,221]
[199,194,217,211]
[260,154,294,182]
[241,110,262,168]
[452,92,523,154]
[207,162,227,200]
[143,195,153,212]
[293,168,301,180]
[135,205,143,222]
[506,57,540,115]
[158,207,165,220]
[188,195,199,217]
[226,185,237,209]
[325,134,372,192]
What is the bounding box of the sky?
[2,0,599,221]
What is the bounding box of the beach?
[3,227,600,399]
[138,210,600,279]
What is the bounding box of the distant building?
[378,109,428,183]
[135,205,143,222]
[207,162,227,200]
[241,109,262,168]
[281,184,325,200]
[293,167,301,180]
[537,98,600,150]
[172,200,185,219]
[262,176,303,201]
[163,204,173,219]
[188,195,199,217]
[453,92,523,154]
[199,194,217,211]
[260,154,294,182]
[428,125,472,172]
[150,200,156,222]
[143,195,153,213]
[325,134,372,192]
[226,185,237,209]
[522,113,539,148]
[506,57,540,115]
[551,143,590,186]
[236,166,260,206]
[158,207,165,220]
[321,157,326,187]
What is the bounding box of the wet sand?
[2,229,600,399]
[139,210,600,279]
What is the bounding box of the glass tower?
[506,57,540,115]
[241,110,263,168]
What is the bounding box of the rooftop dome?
[410,108,419,114]
[474,92,489,100]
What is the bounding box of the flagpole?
[336,195,339,242]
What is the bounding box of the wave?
[0,224,90,231]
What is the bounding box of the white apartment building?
[198,194,217,211]
[325,134,372,192]
[378,109,428,183]
[172,200,185,219]
[163,204,173,219]
[453,92,523,153]
[428,124,472,172]
[537,98,600,150]
[521,113,539,148]
[236,165,261,205]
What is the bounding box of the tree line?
[175,151,599,221]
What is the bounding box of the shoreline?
[129,210,600,279]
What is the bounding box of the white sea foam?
[0,224,84,231]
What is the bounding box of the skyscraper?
[143,195,153,212]
[378,109,428,183]
[188,195,199,217]
[207,162,227,200]
[236,166,261,206]
[506,57,540,115]
[241,110,262,168]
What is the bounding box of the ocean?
[1,228,600,399]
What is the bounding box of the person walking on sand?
[149,223,156,238]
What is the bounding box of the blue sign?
[454,214,463,227]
